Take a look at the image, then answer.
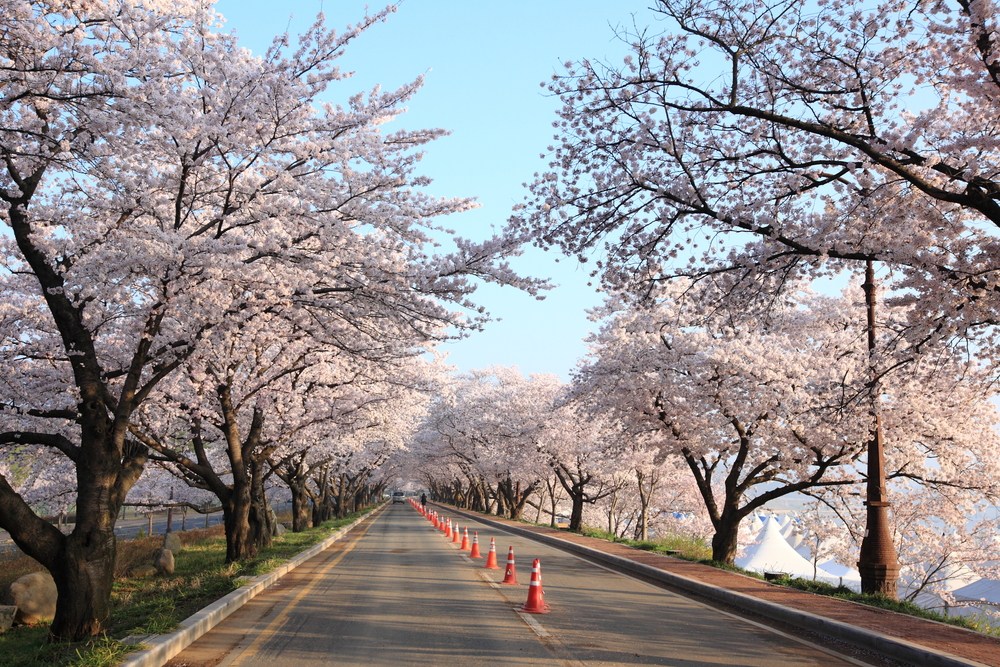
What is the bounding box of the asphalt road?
[166,504,872,667]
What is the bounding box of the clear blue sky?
[214,0,656,380]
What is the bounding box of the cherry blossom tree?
[633,454,710,543]
[130,313,312,561]
[800,356,1000,601]
[416,368,558,519]
[540,406,634,531]
[581,282,1000,572]
[514,0,1000,595]
[515,0,1000,323]
[577,287,876,564]
[570,372,694,540]
[0,0,538,638]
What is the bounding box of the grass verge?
[0,508,373,667]
[577,526,712,561]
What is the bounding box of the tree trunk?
[49,467,122,640]
[336,474,348,519]
[569,492,584,532]
[311,467,334,524]
[636,469,652,541]
[510,490,534,520]
[495,482,507,517]
[711,510,742,565]
[546,479,558,527]
[222,486,255,563]
[290,480,313,532]
[46,433,146,639]
[606,493,618,535]
[50,531,115,640]
[248,457,273,550]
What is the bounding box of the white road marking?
[514,609,552,638]
[477,570,551,637]
[463,515,877,667]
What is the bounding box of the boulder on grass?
[274,523,287,536]
[153,548,175,576]
[10,571,56,625]
[130,564,157,578]
[0,605,16,633]
[163,531,182,554]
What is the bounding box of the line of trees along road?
[503,0,1000,599]
[0,1,539,641]
[6,0,1000,644]
[416,0,1000,601]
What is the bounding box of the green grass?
[577,526,713,561]
[0,508,373,667]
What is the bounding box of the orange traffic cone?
[452,524,461,544]
[460,527,470,550]
[484,537,499,568]
[470,532,482,559]
[501,546,518,584]
[444,518,452,538]
[520,559,550,614]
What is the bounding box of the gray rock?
[163,531,182,554]
[9,571,56,625]
[153,548,175,575]
[130,564,157,578]
[274,523,287,536]
[0,605,16,633]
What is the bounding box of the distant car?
[391,491,405,504]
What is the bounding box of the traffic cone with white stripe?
[484,538,499,568]
[452,524,461,544]
[470,532,482,559]
[501,546,518,584]
[460,527,470,551]
[519,559,550,614]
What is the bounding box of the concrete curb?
[445,507,990,667]
[120,508,381,667]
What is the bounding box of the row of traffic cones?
[409,498,548,614]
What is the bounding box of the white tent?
[940,578,1000,623]
[954,578,1000,606]
[737,517,833,580]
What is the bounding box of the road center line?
[476,570,551,637]
[458,511,874,666]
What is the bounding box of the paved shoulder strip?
[445,506,992,667]
[121,507,384,667]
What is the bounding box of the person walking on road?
[420,493,427,508]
